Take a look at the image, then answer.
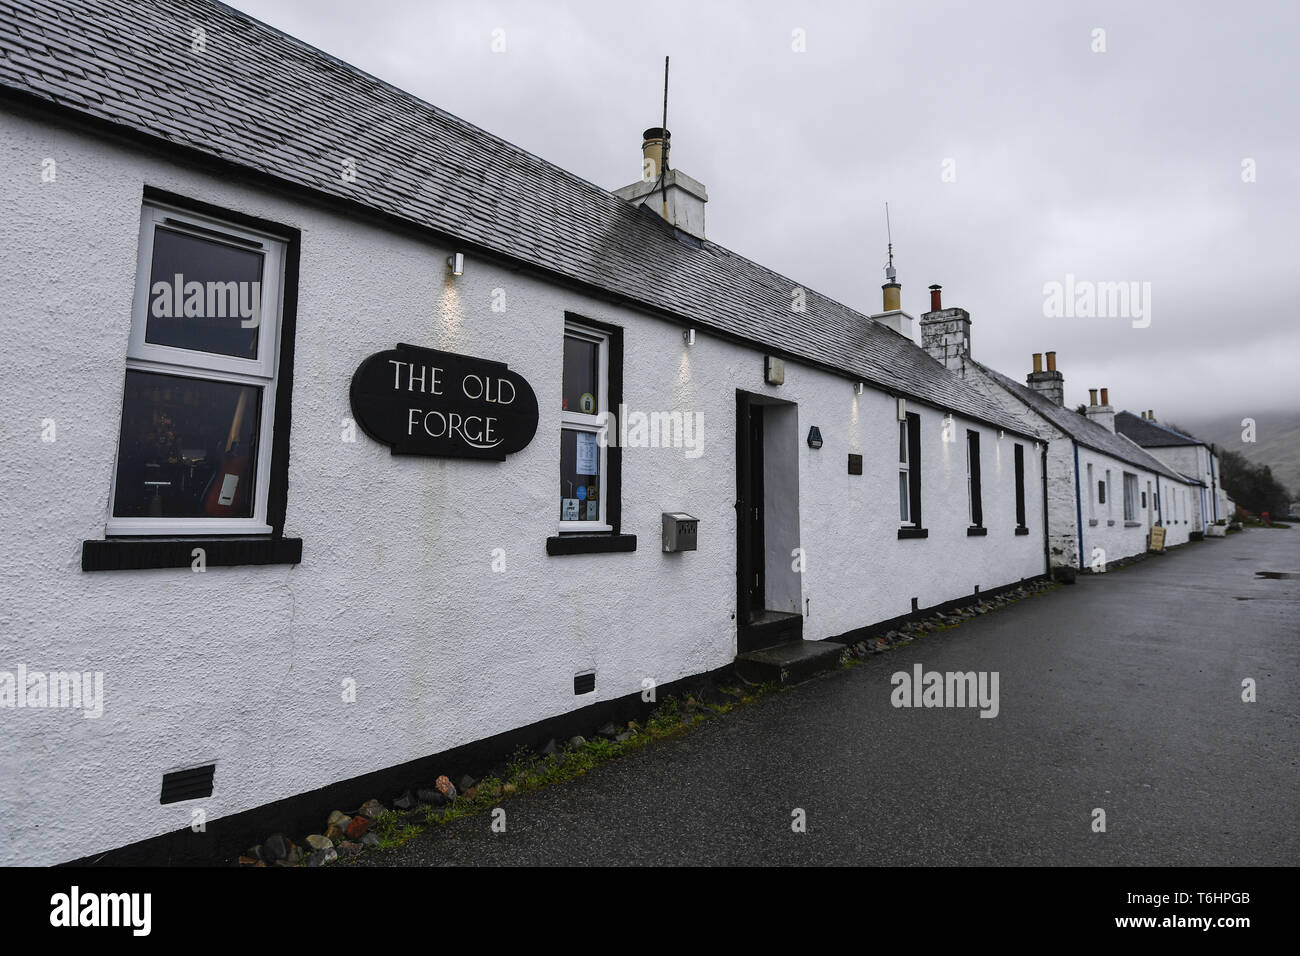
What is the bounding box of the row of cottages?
[929,305,1199,570]
[1,0,1052,865]
[1114,412,1235,530]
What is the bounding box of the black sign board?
[349,343,539,461]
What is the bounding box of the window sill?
[966,526,987,536]
[1124,520,1141,527]
[546,533,637,556]
[82,536,302,572]
[1014,526,1030,536]
[897,527,929,539]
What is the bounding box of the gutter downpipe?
[1210,452,1219,521]
[1073,440,1085,571]
[1041,442,1050,576]
[1156,473,1162,530]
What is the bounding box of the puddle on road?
[1255,571,1300,580]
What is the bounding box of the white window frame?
[1087,463,1095,518]
[558,321,611,534]
[1123,472,1138,522]
[106,201,286,536]
[1105,469,1113,517]
[899,419,912,525]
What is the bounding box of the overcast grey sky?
[233,0,1299,419]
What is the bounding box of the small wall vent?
[574,672,596,695]
[160,764,215,804]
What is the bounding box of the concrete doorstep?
[735,640,846,686]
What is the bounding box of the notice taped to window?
[575,432,598,475]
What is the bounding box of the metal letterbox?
[662,513,699,552]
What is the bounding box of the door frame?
[735,391,764,626]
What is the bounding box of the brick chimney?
[1026,350,1064,406]
[919,285,972,371]
[613,127,708,239]
[1086,386,1116,432]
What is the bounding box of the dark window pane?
[112,370,261,519]
[559,428,601,521]
[146,225,265,359]
[561,335,598,413]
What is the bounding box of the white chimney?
[1086,387,1116,432]
[613,128,708,239]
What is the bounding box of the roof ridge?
[0,0,1032,436]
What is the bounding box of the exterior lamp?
[683,328,696,346]
[447,252,465,276]
[854,382,864,395]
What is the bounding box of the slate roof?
[1114,411,1205,448]
[0,0,1034,435]
[973,361,1186,482]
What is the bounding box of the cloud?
[233,0,1300,415]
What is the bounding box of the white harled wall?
[0,108,1044,865]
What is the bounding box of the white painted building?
[920,303,1196,570]
[1114,412,1228,532]
[0,0,1050,864]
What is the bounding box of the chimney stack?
[1026,350,1065,406]
[1148,409,1155,421]
[613,127,708,239]
[1087,387,1116,432]
[919,285,971,371]
[870,234,913,337]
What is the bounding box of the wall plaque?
[350,342,539,460]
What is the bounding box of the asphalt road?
[363,530,1300,866]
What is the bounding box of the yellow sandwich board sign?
[1149,526,1167,552]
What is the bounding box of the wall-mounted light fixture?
[999,429,1005,441]
[447,252,465,276]
[683,328,696,346]
[854,382,864,395]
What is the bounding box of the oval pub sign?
[350,343,539,461]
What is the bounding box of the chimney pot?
[928,284,942,311]
[1045,351,1057,372]
[1089,388,1098,405]
[1148,409,1155,420]
[1100,387,1109,406]
[641,127,670,180]
[1032,353,1043,373]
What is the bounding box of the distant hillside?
[1170,412,1300,501]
